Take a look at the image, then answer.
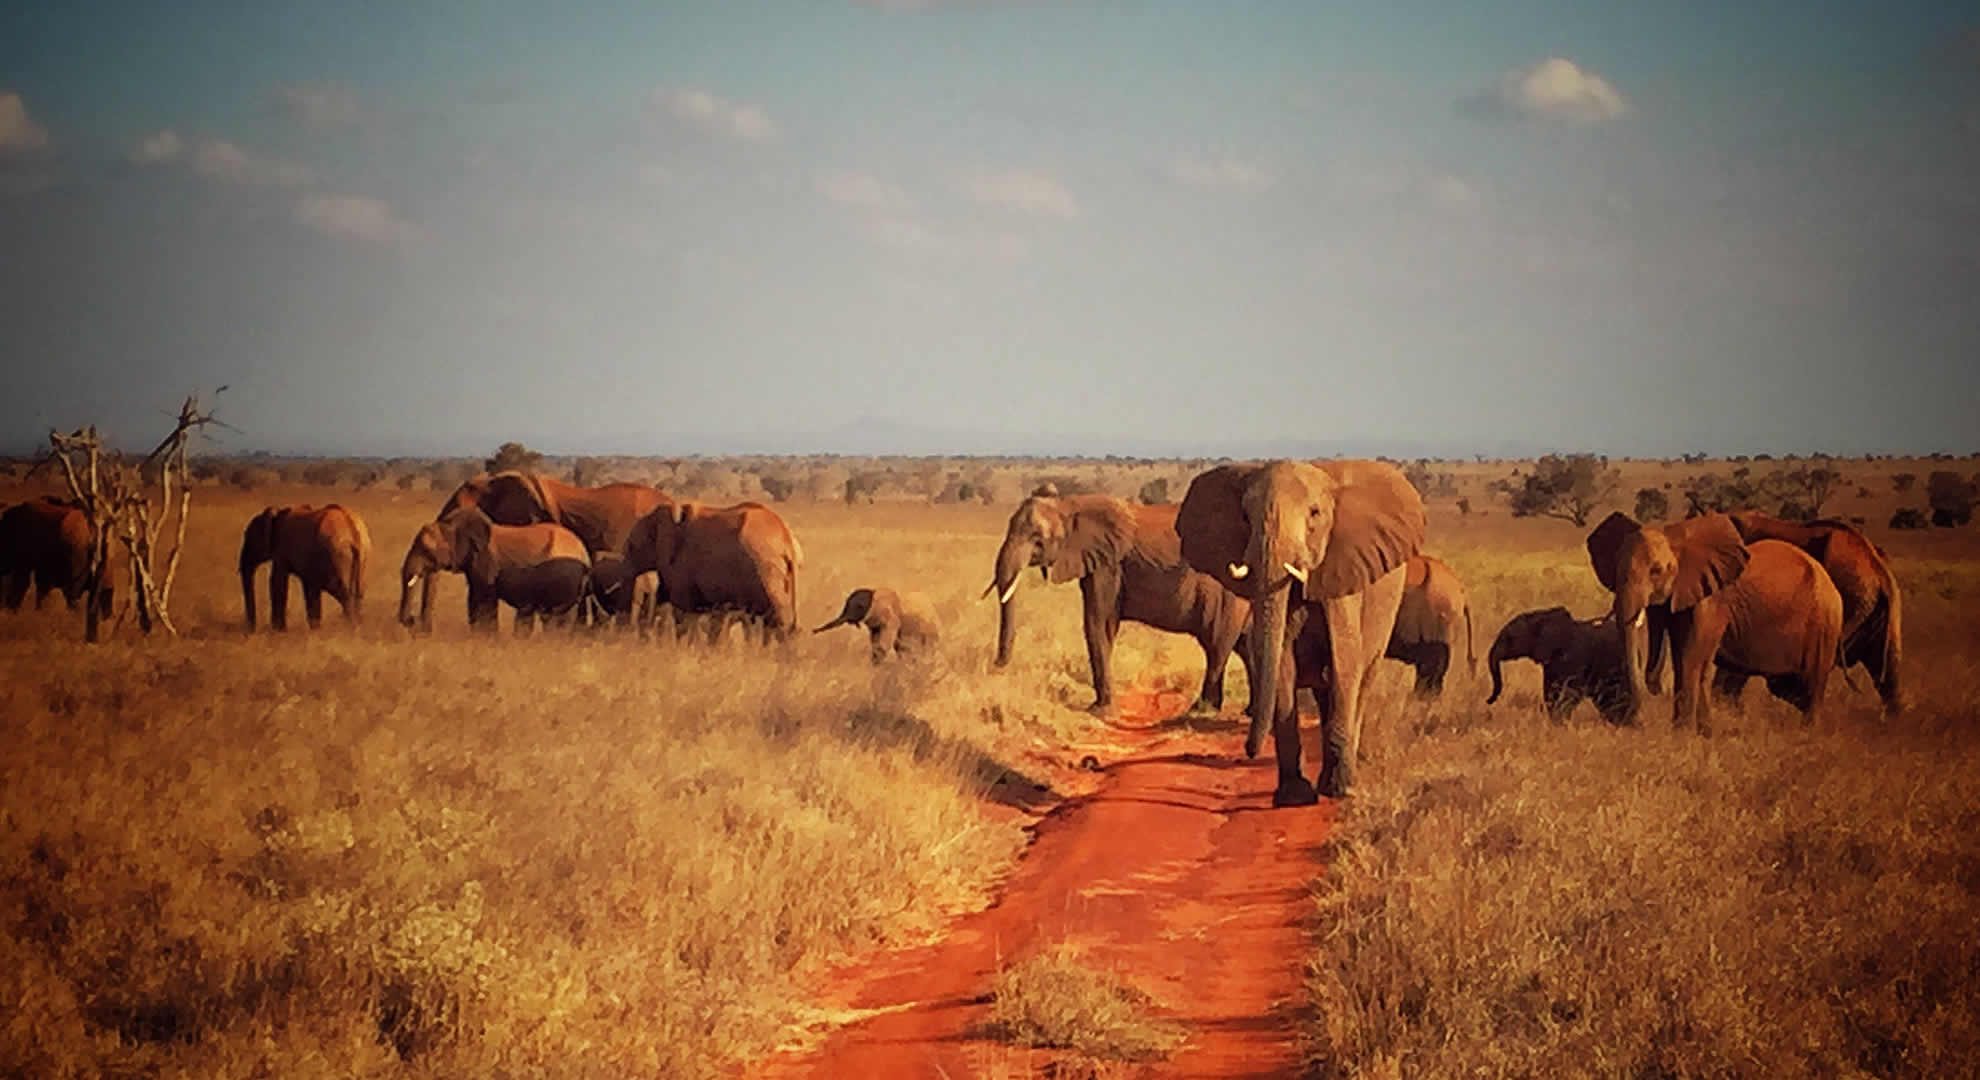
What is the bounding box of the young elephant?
[239,504,371,631]
[0,496,111,615]
[1385,554,1475,698]
[987,486,1251,716]
[816,587,940,662]
[587,551,659,631]
[1586,513,1843,729]
[397,508,591,632]
[1486,607,1632,724]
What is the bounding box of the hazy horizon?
[3,3,1976,461]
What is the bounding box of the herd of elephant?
[0,460,1903,805]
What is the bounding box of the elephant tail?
[1464,601,1477,675]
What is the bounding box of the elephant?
[238,504,371,631]
[1385,554,1475,698]
[431,470,670,625]
[816,587,940,662]
[1176,460,1426,804]
[623,500,801,643]
[1485,606,1632,724]
[0,496,111,615]
[987,487,1251,715]
[1586,512,1843,729]
[398,507,591,632]
[1726,511,1904,712]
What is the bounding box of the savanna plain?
[5,458,1979,1079]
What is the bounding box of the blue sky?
[1,2,1975,458]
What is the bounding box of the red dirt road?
[746,690,1337,1079]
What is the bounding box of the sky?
[1,2,1976,459]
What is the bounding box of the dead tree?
[44,392,224,642]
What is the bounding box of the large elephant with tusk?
[1175,461,1425,804]
[986,486,1251,715]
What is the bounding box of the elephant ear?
[1585,511,1641,594]
[1049,499,1132,584]
[448,510,497,585]
[1664,513,1749,611]
[1176,464,1260,598]
[1309,460,1426,599]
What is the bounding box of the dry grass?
[985,943,1185,1063]
[0,484,1166,1078]
[1304,520,1980,1080]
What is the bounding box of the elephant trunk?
[419,572,438,632]
[1244,581,1289,761]
[398,572,421,628]
[1614,588,1651,724]
[990,536,1031,667]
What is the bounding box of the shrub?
[1633,487,1670,522]
[986,945,1183,1062]
[1890,507,1930,530]
[1928,471,1975,527]
[1505,455,1618,526]
[1136,477,1170,505]
[484,442,542,475]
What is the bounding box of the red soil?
[746,689,1337,1079]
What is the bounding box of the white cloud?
[295,193,414,244]
[1426,174,1481,212]
[964,169,1078,218]
[129,131,312,185]
[193,138,312,186]
[277,83,365,129]
[129,129,184,164]
[816,168,909,211]
[650,87,777,141]
[870,216,1027,261]
[0,92,49,152]
[1469,57,1628,126]
[1166,154,1275,194]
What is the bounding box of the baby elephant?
[1486,606,1632,724]
[815,587,939,663]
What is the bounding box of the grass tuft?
[985,943,1185,1063]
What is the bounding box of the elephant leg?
[1413,643,1450,699]
[1671,620,1723,733]
[1764,674,1814,717]
[1645,609,1671,695]
[1078,573,1120,713]
[303,585,324,629]
[1711,666,1748,705]
[269,568,291,631]
[1541,673,1569,722]
[1273,617,1316,806]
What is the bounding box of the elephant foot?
[1272,776,1320,808]
[1086,699,1117,719]
[1244,731,1265,760]
[1184,696,1220,718]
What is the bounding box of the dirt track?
[747,689,1337,1079]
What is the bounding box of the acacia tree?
[44,392,223,642]
[1505,454,1619,526]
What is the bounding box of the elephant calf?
[1486,606,1633,724]
[816,587,940,663]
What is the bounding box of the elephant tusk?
[980,581,997,600]
[1000,580,1020,605]
[1282,563,1308,584]
[1228,562,1250,579]
[1633,611,1645,629]
[405,576,419,591]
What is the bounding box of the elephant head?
[1486,606,1579,703]
[428,472,558,616]
[1176,461,1424,758]
[1585,511,1749,720]
[985,487,1131,667]
[624,501,693,576]
[238,505,292,632]
[399,509,498,627]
